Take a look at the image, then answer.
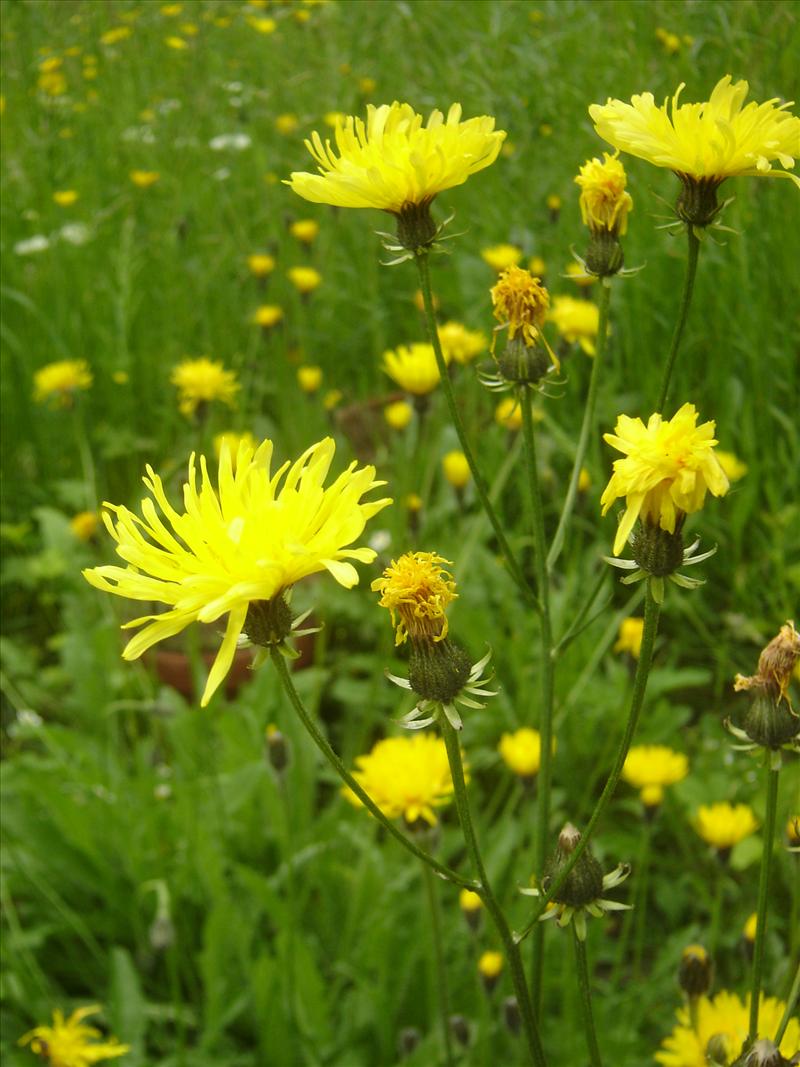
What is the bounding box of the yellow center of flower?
[372,551,457,645]
[491,266,550,347]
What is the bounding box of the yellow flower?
[546,193,562,212]
[437,321,487,365]
[788,816,800,847]
[112,370,129,385]
[324,110,347,128]
[100,26,132,45]
[382,343,443,396]
[372,551,457,646]
[491,266,550,347]
[565,261,596,287]
[442,451,470,490]
[160,3,183,14]
[405,492,423,513]
[297,364,323,393]
[253,304,284,328]
[70,511,100,542]
[165,35,188,49]
[287,266,322,294]
[655,27,682,55]
[614,616,644,658]
[344,734,456,826]
[384,400,414,431]
[84,437,390,706]
[180,23,198,36]
[578,467,591,492]
[213,430,257,464]
[247,15,276,33]
[247,253,275,277]
[494,397,522,431]
[129,170,159,188]
[575,151,633,236]
[590,75,800,188]
[289,219,320,244]
[715,449,747,482]
[170,357,239,418]
[287,101,505,212]
[19,1005,129,1066]
[275,112,299,135]
[498,727,554,779]
[548,295,599,355]
[53,190,79,206]
[695,802,758,851]
[622,744,688,807]
[655,990,799,1066]
[529,255,547,276]
[38,67,67,95]
[600,403,729,556]
[478,950,503,980]
[323,388,342,411]
[743,911,758,943]
[34,360,92,407]
[481,243,523,272]
[358,76,377,95]
[459,888,482,914]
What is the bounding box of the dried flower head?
[373,552,457,646]
[491,266,550,347]
[735,621,800,706]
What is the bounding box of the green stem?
[552,567,610,658]
[748,761,780,1044]
[421,859,456,1067]
[656,227,700,412]
[774,960,800,1046]
[547,280,611,572]
[520,386,555,1011]
[611,817,651,986]
[518,584,661,943]
[414,251,540,614]
[708,863,725,956]
[269,649,473,888]
[440,720,548,1067]
[573,926,604,1067]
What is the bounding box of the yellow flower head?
[170,357,239,418]
[590,75,800,188]
[39,68,68,96]
[578,467,591,492]
[788,815,800,847]
[247,253,275,277]
[498,727,553,779]
[546,193,562,212]
[600,403,729,556]
[253,304,284,328]
[34,360,93,407]
[289,219,320,244]
[287,101,505,213]
[70,511,100,542]
[84,437,390,706]
[323,388,342,411]
[459,888,482,913]
[491,266,550,347]
[213,430,257,465]
[53,189,79,206]
[481,243,523,272]
[275,112,299,136]
[478,950,504,980]
[344,734,456,826]
[129,170,160,188]
[614,616,644,658]
[287,266,322,294]
[384,400,414,431]
[548,295,599,356]
[575,151,633,236]
[565,261,596,287]
[622,745,688,807]
[655,28,682,55]
[382,343,443,396]
[19,1004,130,1066]
[372,551,457,645]
[695,802,758,851]
[442,450,470,490]
[494,397,522,431]
[247,15,276,33]
[297,364,323,393]
[100,26,132,46]
[655,990,799,1066]
[714,449,747,483]
[743,912,758,943]
[437,321,487,365]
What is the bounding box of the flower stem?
[748,760,780,1044]
[573,926,604,1067]
[421,859,456,1067]
[414,251,540,614]
[774,960,800,1046]
[440,719,548,1067]
[547,279,612,572]
[656,226,700,412]
[520,386,555,1010]
[517,583,661,943]
[269,648,474,889]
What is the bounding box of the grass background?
[1,0,799,1064]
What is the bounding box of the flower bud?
[740,689,800,749]
[497,336,553,386]
[502,995,521,1036]
[408,639,472,704]
[478,950,503,993]
[397,1027,421,1058]
[459,888,483,930]
[678,944,713,998]
[631,519,685,577]
[543,823,604,907]
[706,1033,731,1065]
[265,725,290,774]
[741,1039,786,1067]
[449,1015,471,1047]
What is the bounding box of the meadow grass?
[1,1,800,1065]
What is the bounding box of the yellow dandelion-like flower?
[83,437,390,706]
[165,35,188,50]
[437,321,487,365]
[442,450,470,490]
[590,75,800,189]
[170,357,239,418]
[601,403,729,556]
[494,397,522,431]
[100,26,132,46]
[655,27,682,55]
[578,467,591,492]
[546,193,562,212]
[384,400,414,431]
[481,243,523,272]
[498,727,555,779]
[478,950,504,980]
[33,360,93,407]
[575,151,633,236]
[19,1005,129,1066]
[323,388,342,411]
[491,266,550,348]
[213,430,257,465]
[372,551,457,646]
[382,343,444,396]
[289,219,320,244]
[695,802,758,851]
[297,364,323,393]
[343,734,456,827]
[247,15,276,33]
[287,266,322,294]
[743,911,758,943]
[459,888,482,914]
[247,253,275,277]
[129,170,160,188]
[715,449,748,482]
[53,190,79,206]
[655,990,800,1066]
[614,616,644,658]
[548,295,599,356]
[565,261,595,287]
[275,112,299,136]
[287,101,505,213]
[70,511,100,542]
[622,745,688,807]
[38,68,67,96]
[253,304,284,328]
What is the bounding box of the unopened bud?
[742,1039,785,1067]
[478,950,503,994]
[740,689,800,750]
[502,995,521,1036]
[408,639,471,704]
[543,823,603,907]
[265,725,290,773]
[459,888,483,931]
[678,944,713,998]
[397,1027,420,1058]
[449,1015,471,1047]
[148,913,175,952]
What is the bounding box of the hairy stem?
[421,859,456,1067]
[573,926,604,1067]
[748,761,780,1044]
[656,226,700,412]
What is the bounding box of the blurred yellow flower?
[179,22,198,36]
[344,735,456,826]
[481,243,523,272]
[165,36,188,49]
[288,102,505,212]
[170,357,239,417]
[112,370,129,385]
[19,1005,129,1066]
[655,27,682,55]
[614,616,644,658]
[213,430,257,464]
[413,288,438,313]
[287,266,322,294]
[275,113,299,135]
[358,76,377,95]
[491,266,550,347]
[437,321,487,365]
[459,888,482,913]
[323,388,342,411]
[70,511,100,542]
[247,253,275,277]
[53,189,79,206]
[297,364,323,393]
[565,261,595,287]
[622,745,688,807]
[129,170,160,188]
[382,343,443,396]
[253,304,284,328]
[539,122,553,137]
[373,551,457,646]
[494,397,522,431]
[84,437,390,706]
[442,451,470,490]
[384,400,414,431]
[247,16,276,34]
[324,110,347,128]
[100,26,132,45]
[575,151,633,236]
[478,950,503,980]
[498,727,554,779]
[546,193,562,212]
[34,359,92,407]
[695,802,758,851]
[548,295,599,355]
[405,492,423,513]
[743,911,758,943]
[160,3,183,15]
[289,218,320,244]
[601,403,729,556]
[528,255,547,276]
[715,449,748,482]
[578,467,591,492]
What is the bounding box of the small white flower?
[14,235,50,255]
[59,223,92,246]
[212,167,231,182]
[209,132,252,152]
[368,529,392,553]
